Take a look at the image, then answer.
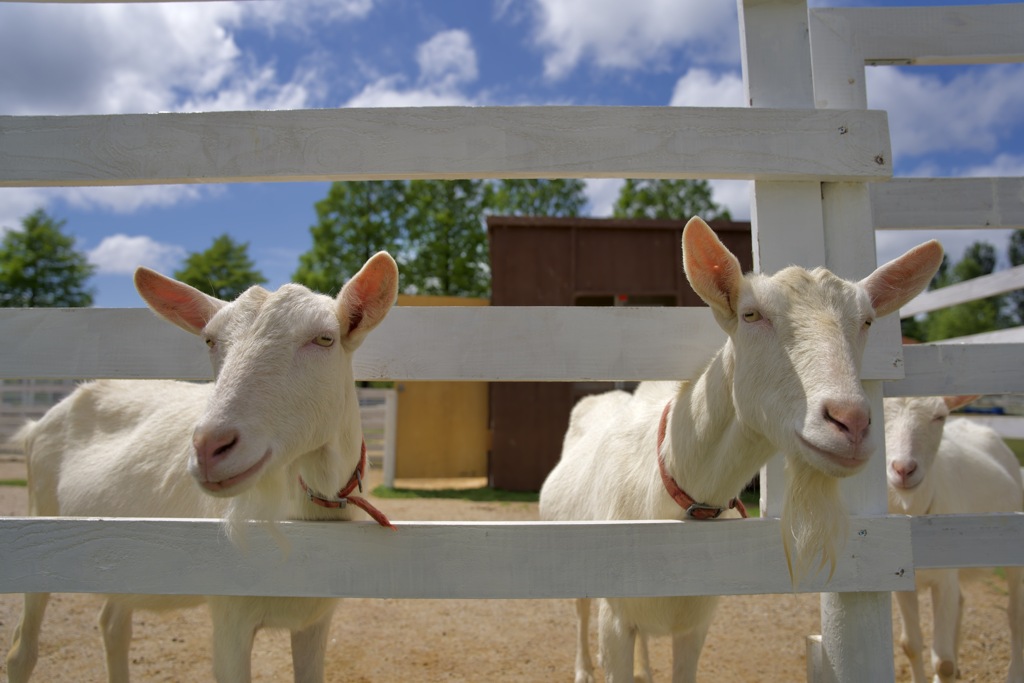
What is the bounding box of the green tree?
[924,241,1009,341]
[293,180,409,295]
[0,209,95,307]
[405,179,490,297]
[174,234,266,301]
[295,178,591,299]
[612,179,731,221]
[487,179,587,217]
[1007,229,1024,326]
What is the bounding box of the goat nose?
[823,401,870,445]
[193,428,239,470]
[892,459,917,480]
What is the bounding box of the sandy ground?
[0,458,1018,682]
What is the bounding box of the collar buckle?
[685,503,724,520]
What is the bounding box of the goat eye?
[205,337,216,349]
[741,310,762,323]
[864,318,874,328]
[313,335,335,348]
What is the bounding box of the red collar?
[298,440,395,529]
[657,401,748,521]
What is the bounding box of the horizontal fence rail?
[872,177,1024,231]
[0,305,980,385]
[910,514,1024,569]
[0,516,917,598]
[885,343,1024,397]
[0,107,893,186]
[810,5,1024,67]
[900,264,1024,317]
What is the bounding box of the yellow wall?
[394,295,489,478]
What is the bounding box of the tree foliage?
[486,179,586,217]
[293,180,410,296]
[612,179,731,221]
[1007,229,1024,326]
[904,239,1013,342]
[295,179,588,298]
[405,179,490,297]
[0,209,95,307]
[174,234,267,301]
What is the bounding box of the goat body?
[6,252,399,683]
[539,216,943,683]
[886,395,1024,683]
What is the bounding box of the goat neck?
[661,345,771,515]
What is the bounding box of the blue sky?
[1,0,1021,307]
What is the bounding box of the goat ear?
[134,267,226,335]
[944,395,981,411]
[337,251,399,349]
[860,240,943,318]
[682,216,742,318]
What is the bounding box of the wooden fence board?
[901,265,1024,317]
[886,343,1024,397]
[873,178,1024,232]
[912,513,1024,569]
[811,5,1024,66]
[0,107,892,186]
[0,516,916,598]
[0,307,913,382]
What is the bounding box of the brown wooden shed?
[487,216,752,491]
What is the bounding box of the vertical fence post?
[737,0,825,522]
[809,9,898,683]
[740,1,897,680]
[383,387,398,488]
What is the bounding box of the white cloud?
[346,30,481,107]
[0,189,54,234]
[59,185,222,215]
[1,4,241,115]
[0,1,364,117]
[583,178,625,216]
[346,76,477,108]
[244,0,374,28]
[416,29,478,89]
[525,0,737,80]
[876,228,1016,273]
[866,64,1024,163]
[708,180,750,221]
[669,69,745,108]
[88,234,187,275]
[961,153,1024,179]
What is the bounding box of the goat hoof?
[936,659,956,679]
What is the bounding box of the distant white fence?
[357,387,397,475]
[1,2,1023,682]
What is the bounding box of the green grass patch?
[371,484,538,503]
[740,489,761,518]
[372,485,759,512]
[0,478,27,487]
[1007,439,1024,467]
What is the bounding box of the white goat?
[5,252,399,683]
[539,216,943,683]
[885,395,1024,683]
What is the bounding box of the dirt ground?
[0,458,1017,683]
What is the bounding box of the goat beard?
[781,455,848,588]
[223,478,294,551]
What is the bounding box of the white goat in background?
[6,252,399,683]
[539,216,943,683]
[886,395,1024,683]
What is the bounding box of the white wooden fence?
[2,2,1023,681]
